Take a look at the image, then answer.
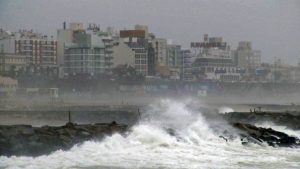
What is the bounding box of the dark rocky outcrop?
[233,122,300,147]
[0,121,127,157]
[223,112,300,130]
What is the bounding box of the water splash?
[218,106,234,114]
[1,99,300,169]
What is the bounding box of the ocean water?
[1,99,300,169]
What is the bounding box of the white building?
[191,34,239,81]
[60,22,115,77]
[120,28,148,76]
[0,29,57,76]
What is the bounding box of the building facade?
[151,38,167,66]
[191,34,239,81]
[112,38,135,68]
[234,41,261,69]
[120,29,148,76]
[15,38,57,68]
[0,53,28,75]
[166,44,182,67]
[0,30,57,77]
[63,29,113,76]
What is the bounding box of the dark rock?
[223,112,300,130]
[0,122,128,157]
[233,122,300,147]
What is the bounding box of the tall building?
[120,28,148,76]
[63,25,113,76]
[180,49,194,81]
[191,34,239,81]
[166,44,182,67]
[57,23,74,66]
[0,53,28,75]
[234,41,261,69]
[165,44,182,79]
[147,44,156,76]
[57,22,87,77]
[0,29,57,76]
[151,38,167,66]
[15,37,57,68]
[111,38,135,68]
[150,38,168,76]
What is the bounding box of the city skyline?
[1,0,300,65]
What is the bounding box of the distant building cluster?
[1,23,300,86]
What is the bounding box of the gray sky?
[0,0,300,64]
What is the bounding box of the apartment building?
[63,30,113,76]
[120,29,148,76]
[0,30,57,75]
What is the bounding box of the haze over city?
[1,0,300,64]
[1,1,300,169]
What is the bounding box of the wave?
[1,99,300,169]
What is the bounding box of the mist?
[1,0,300,168]
[1,0,300,64]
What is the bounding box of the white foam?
[218,106,234,114]
[1,99,300,169]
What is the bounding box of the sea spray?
[1,99,300,169]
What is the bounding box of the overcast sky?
[0,0,299,64]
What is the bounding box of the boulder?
[233,122,300,147]
[0,122,128,157]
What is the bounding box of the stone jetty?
[233,122,300,147]
[0,121,127,157]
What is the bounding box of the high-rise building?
[58,22,114,77]
[0,29,57,76]
[0,53,28,74]
[180,49,194,81]
[167,44,182,67]
[165,44,182,79]
[151,38,167,66]
[234,41,261,70]
[63,27,113,76]
[111,38,135,68]
[15,37,57,68]
[191,34,239,81]
[120,28,148,76]
[147,44,155,76]
[151,38,168,76]
[57,23,74,66]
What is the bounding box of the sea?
[1,99,300,169]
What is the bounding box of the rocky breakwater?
[0,121,127,157]
[233,122,300,147]
[206,111,300,147]
[223,112,300,130]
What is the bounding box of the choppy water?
[1,99,300,169]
